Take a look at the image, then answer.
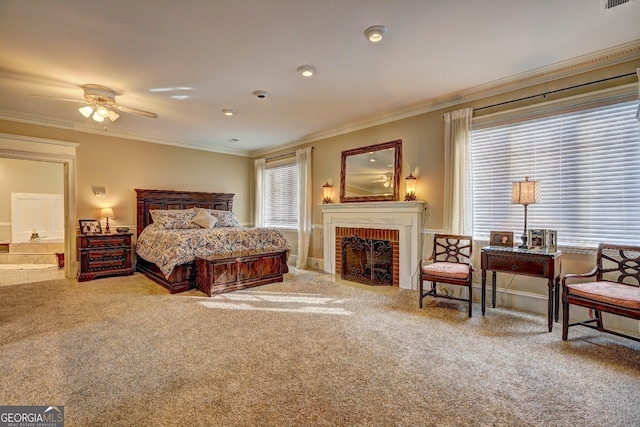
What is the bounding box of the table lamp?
[511,177,540,248]
[100,207,115,234]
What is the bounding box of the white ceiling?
[0,1,639,156]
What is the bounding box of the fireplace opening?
[341,233,393,286]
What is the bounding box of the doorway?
[0,133,78,283]
[0,158,65,285]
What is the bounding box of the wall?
[0,121,255,233]
[0,157,63,242]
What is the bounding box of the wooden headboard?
[135,189,235,237]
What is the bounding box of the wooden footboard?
[196,251,289,296]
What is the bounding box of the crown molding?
[0,132,79,148]
[278,40,640,149]
[0,109,252,158]
[2,41,638,159]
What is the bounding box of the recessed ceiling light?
[222,109,235,116]
[297,65,316,77]
[364,25,388,42]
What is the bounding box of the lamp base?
[518,233,527,249]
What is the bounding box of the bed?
[135,189,290,294]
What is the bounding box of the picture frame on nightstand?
[546,230,557,251]
[527,229,546,250]
[79,219,102,234]
[490,231,514,247]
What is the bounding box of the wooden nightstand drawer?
[77,233,134,282]
[80,235,131,249]
[485,255,546,276]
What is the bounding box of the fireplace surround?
[322,201,425,290]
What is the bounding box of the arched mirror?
[340,140,402,203]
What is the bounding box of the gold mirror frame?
[340,140,402,203]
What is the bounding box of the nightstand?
[77,233,134,282]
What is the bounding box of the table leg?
[481,269,487,315]
[547,279,554,332]
[554,276,560,323]
[492,271,497,308]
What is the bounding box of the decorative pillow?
[192,208,218,229]
[206,209,241,227]
[150,208,198,229]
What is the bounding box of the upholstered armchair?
[419,234,474,317]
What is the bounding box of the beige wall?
[0,121,255,233]
[0,157,64,242]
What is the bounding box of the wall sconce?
[92,186,106,197]
[511,177,540,248]
[404,173,417,201]
[322,182,333,204]
[100,207,115,234]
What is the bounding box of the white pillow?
[192,208,218,229]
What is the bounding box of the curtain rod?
[472,71,637,113]
[265,146,314,162]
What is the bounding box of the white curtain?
[296,147,312,269]
[254,158,265,227]
[443,107,473,235]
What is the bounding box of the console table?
[481,247,562,332]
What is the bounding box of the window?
[264,161,299,228]
[472,96,640,248]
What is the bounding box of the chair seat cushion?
[566,281,640,310]
[422,262,470,280]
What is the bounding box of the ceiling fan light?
[108,110,120,122]
[364,25,388,42]
[91,112,105,122]
[79,105,93,118]
[96,106,109,117]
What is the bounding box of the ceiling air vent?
[602,0,632,10]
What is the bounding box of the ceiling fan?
[372,172,394,188]
[29,84,158,122]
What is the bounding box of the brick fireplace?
[321,201,425,290]
[337,227,399,286]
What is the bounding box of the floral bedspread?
[135,224,291,278]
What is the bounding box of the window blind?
[471,99,640,248]
[264,161,299,228]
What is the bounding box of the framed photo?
[79,219,102,234]
[490,231,514,247]
[546,230,557,251]
[527,229,546,250]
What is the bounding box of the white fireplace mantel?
[321,201,425,290]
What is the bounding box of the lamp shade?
[322,182,332,204]
[405,173,416,193]
[100,207,115,219]
[511,177,540,205]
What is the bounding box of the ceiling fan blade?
[29,94,86,104]
[115,104,158,119]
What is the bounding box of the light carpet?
[0,268,639,426]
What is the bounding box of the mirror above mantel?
[340,139,402,203]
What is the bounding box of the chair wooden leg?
[468,282,473,318]
[562,297,569,341]
[594,309,603,329]
[419,278,423,308]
